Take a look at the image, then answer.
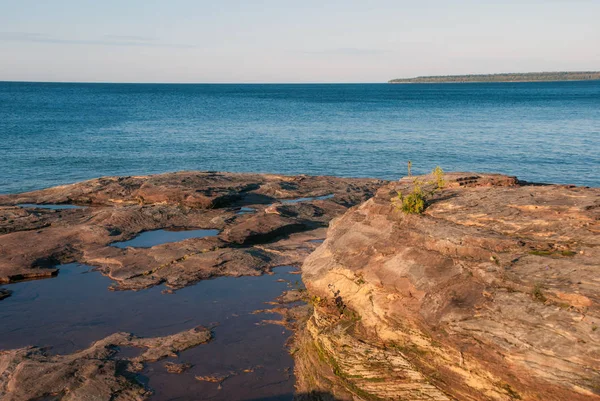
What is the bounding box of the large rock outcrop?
[297,173,600,400]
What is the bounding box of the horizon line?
[3,69,599,85]
[0,80,391,85]
[3,79,598,85]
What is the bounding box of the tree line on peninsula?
[389,71,600,83]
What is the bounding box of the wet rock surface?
[0,288,11,300]
[298,173,600,401]
[0,172,383,400]
[164,362,192,374]
[0,171,385,290]
[0,327,211,401]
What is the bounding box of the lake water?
[0,81,599,194]
[0,263,299,400]
[1,81,599,400]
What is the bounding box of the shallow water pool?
[110,228,220,248]
[0,263,299,400]
[280,194,334,204]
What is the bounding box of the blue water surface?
[110,228,220,248]
[0,81,598,193]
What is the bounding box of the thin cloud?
[103,34,156,42]
[303,48,388,56]
[0,32,195,48]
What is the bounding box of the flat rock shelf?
[0,171,384,400]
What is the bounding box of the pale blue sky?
[0,0,598,83]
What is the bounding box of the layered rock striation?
[2,171,599,400]
[298,173,600,400]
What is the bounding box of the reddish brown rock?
[0,172,385,290]
[297,173,600,401]
[164,362,192,374]
[0,171,380,208]
[0,326,211,401]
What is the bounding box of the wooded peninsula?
[389,71,600,83]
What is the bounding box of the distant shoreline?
[388,71,600,84]
[1,78,599,85]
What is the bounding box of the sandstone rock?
[164,362,192,374]
[0,172,380,209]
[0,326,211,401]
[0,172,385,290]
[298,173,600,401]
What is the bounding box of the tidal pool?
[281,194,334,204]
[110,228,220,248]
[0,263,299,401]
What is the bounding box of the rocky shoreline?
[1,171,599,400]
[0,171,384,400]
[0,171,385,291]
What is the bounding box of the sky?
[0,0,599,83]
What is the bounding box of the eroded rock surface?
[298,173,600,401]
[0,326,211,401]
[164,362,192,374]
[0,172,385,290]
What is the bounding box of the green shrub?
[398,186,426,214]
[392,165,445,215]
[432,166,445,189]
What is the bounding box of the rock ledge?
[297,173,600,401]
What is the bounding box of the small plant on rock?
[392,166,445,215]
[432,166,445,189]
[532,283,547,303]
[393,184,426,214]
